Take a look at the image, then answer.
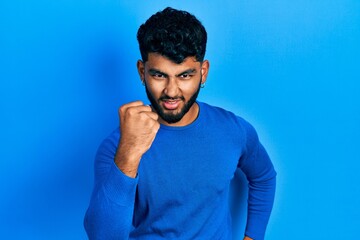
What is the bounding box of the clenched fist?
[115,101,160,178]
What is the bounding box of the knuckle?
[119,105,125,114]
[139,114,147,121]
[127,108,137,116]
[148,112,158,120]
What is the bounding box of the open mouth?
[162,99,181,110]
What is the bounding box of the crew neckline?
[159,101,203,131]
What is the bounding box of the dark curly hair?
[137,7,207,64]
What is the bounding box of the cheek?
[181,81,200,95]
[146,82,164,97]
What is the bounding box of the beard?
[145,80,201,124]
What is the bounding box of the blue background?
[1,1,359,239]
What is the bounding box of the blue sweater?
[84,102,276,240]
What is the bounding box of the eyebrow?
[148,69,168,78]
[176,69,197,77]
[148,68,197,78]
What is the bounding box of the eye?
[179,74,192,80]
[151,73,166,79]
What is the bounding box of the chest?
[136,128,243,205]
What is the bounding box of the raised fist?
[115,101,160,177]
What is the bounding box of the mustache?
[159,95,185,101]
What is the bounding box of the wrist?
[115,141,142,178]
[117,139,143,162]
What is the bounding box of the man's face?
[137,53,209,126]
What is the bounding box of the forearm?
[84,189,135,239]
[245,174,276,240]
[84,162,138,239]
[239,137,276,240]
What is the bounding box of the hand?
[115,101,160,177]
[243,236,253,240]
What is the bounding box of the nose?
[164,78,180,97]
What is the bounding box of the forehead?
[145,53,201,74]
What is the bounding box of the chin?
[160,109,186,124]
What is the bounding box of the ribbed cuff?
[103,162,139,206]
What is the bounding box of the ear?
[200,60,210,84]
[137,60,145,83]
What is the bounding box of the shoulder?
[198,101,260,151]
[198,101,257,136]
[198,101,238,122]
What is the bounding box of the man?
[84,7,276,240]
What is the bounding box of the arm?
[84,137,139,239]
[238,122,277,240]
[84,101,159,239]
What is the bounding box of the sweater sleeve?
[84,130,138,239]
[237,121,277,240]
